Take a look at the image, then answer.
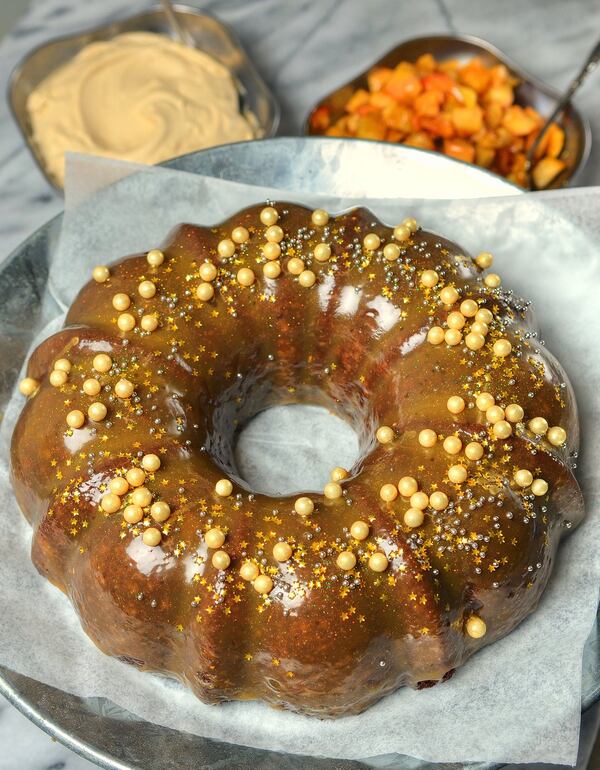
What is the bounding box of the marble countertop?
[1,0,600,768]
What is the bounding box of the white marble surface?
[1,0,600,768]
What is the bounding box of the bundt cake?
[12,203,584,718]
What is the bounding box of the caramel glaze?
[11,203,584,717]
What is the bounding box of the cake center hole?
[234,404,360,497]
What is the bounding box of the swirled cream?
[26,32,255,186]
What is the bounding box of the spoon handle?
[527,37,600,186]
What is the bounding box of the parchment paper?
[1,154,599,766]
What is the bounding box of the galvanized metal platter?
[0,137,597,770]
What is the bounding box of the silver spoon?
[160,0,196,48]
[526,38,600,189]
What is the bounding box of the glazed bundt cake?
[12,203,583,717]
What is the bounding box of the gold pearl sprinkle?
[379,484,398,502]
[109,477,129,496]
[393,224,410,242]
[410,491,429,510]
[427,326,445,345]
[101,493,121,513]
[336,551,357,570]
[493,338,512,357]
[505,404,524,423]
[324,482,343,499]
[429,491,449,511]
[217,239,235,257]
[253,574,274,594]
[150,501,171,523]
[287,257,305,275]
[475,251,493,269]
[87,402,107,422]
[398,476,418,497]
[273,542,293,562]
[262,242,281,260]
[49,370,68,387]
[141,314,158,332]
[138,280,156,299]
[66,409,85,429]
[265,225,284,243]
[142,528,162,547]
[196,282,215,302]
[486,405,505,424]
[420,269,439,288]
[93,353,112,373]
[376,425,394,444]
[115,379,134,399]
[141,454,161,472]
[240,561,259,581]
[465,441,484,461]
[311,208,329,226]
[448,464,467,483]
[460,299,478,317]
[260,206,279,226]
[19,377,39,396]
[263,261,281,279]
[298,269,316,288]
[112,293,130,311]
[215,479,233,497]
[465,332,485,351]
[131,487,152,507]
[492,420,512,439]
[439,286,459,305]
[314,243,331,262]
[199,262,218,282]
[368,552,389,572]
[123,504,143,524]
[447,395,465,414]
[383,243,401,261]
[484,273,501,288]
[514,469,533,488]
[475,308,493,324]
[444,328,462,346]
[476,392,495,411]
[146,249,164,267]
[205,528,225,549]
[528,417,549,435]
[83,378,101,396]
[404,508,424,528]
[93,265,110,283]
[117,313,135,332]
[294,496,314,516]
[443,435,462,455]
[330,466,349,482]
[231,226,250,244]
[126,467,146,487]
[363,233,381,251]
[447,311,466,330]
[212,550,231,570]
[236,268,255,287]
[465,615,486,638]
[418,428,437,448]
[350,520,369,540]
[547,426,567,447]
[531,478,549,496]
[54,358,72,373]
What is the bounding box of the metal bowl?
[304,34,591,190]
[7,3,280,192]
[0,137,597,770]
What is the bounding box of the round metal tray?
[0,137,597,770]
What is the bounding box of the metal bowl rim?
[302,32,592,188]
[6,2,281,193]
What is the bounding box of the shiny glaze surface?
[11,203,584,717]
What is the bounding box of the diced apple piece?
[368,67,393,93]
[345,89,371,113]
[547,124,565,158]
[370,92,396,110]
[459,59,492,93]
[443,138,475,163]
[405,132,435,150]
[475,145,495,168]
[382,103,413,133]
[484,84,514,107]
[420,114,454,138]
[502,105,538,136]
[309,105,330,132]
[414,90,444,117]
[416,53,437,73]
[532,157,566,188]
[451,106,483,136]
[422,72,455,93]
[356,114,386,140]
[384,73,423,103]
[485,102,503,129]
